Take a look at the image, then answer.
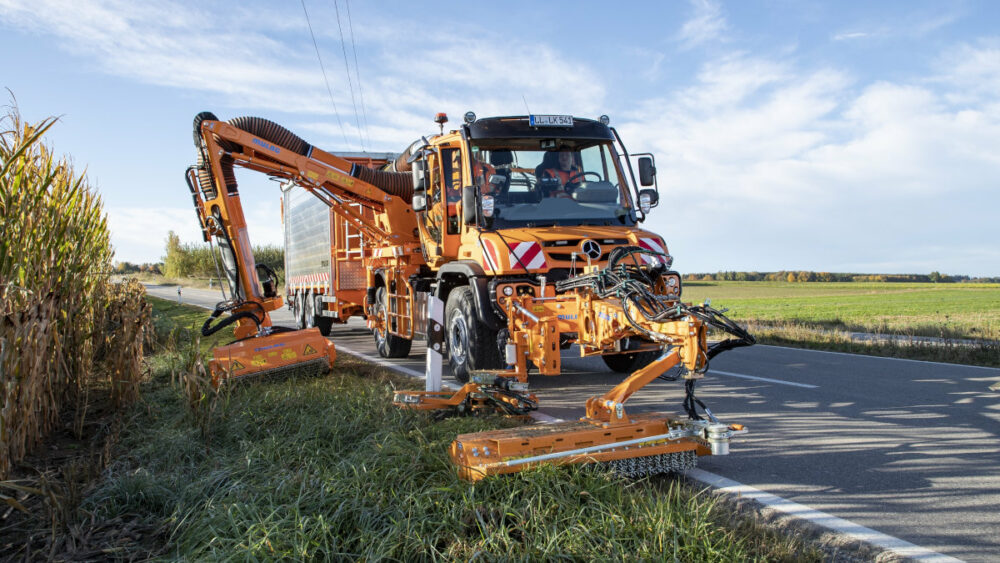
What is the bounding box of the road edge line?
[686,468,962,562]
[757,343,1000,371]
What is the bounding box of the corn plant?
[0,99,149,479]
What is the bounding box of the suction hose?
[193,112,413,202]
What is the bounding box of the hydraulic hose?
[201,307,262,337]
[193,112,414,202]
[350,165,413,203]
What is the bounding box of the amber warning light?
[435,112,448,134]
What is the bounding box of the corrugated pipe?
[388,138,424,172]
[350,165,413,203]
[193,112,414,203]
[227,116,312,156]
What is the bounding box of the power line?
[332,0,365,151]
[345,0,371,150]
[301,0,350,148]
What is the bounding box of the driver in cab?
[539,150,583,198]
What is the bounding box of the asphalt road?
[151,284,1000,561]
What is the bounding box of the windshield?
[470,141,637,229]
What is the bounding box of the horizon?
[3,0,998,276]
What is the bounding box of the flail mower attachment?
[393,372,538,417]
[449,348,746,481]
[397,246,754,481]
[202,303,336,387]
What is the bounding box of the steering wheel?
[568,171,603,184]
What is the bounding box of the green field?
[682,281,1000,340]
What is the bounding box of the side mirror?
[412,190,427,212]
[462,185,477,225]
[638,157,656,187]
[411,159,428,190]
[638,189,658,213]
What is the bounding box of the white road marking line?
[757,343,1000,371]
[336,344,458,390]
[709,369,818,389]
[686,469,962,562]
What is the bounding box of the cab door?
[419,145,464,267]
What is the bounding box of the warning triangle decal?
[231,360,245,371]
[303,344,317,355]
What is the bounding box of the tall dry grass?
[0,100,150,480]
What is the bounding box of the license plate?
[529,114,573,127]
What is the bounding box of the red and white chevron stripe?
[507,241,547,270]
[289,272,331,291]
[638,237,667,265]
[480,239,501,272]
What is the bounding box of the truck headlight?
[639,191,652,214]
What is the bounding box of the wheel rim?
[374,300,387,349]
[449,314,469,366]
[305,293,315,328]
[293,291,303,326]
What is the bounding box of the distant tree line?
[114,261,163,274]
[682,270,1000,283]
[159,231,285,284]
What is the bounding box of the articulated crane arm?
[186,112,416,384]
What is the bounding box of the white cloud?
[832,32,872,42]
[933,38,1000,104]
[619,47,1000,275]
[0,0,605,153]
[676,0,728,50]
[830,9,961,44]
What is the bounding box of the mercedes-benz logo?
[580,239,602,260]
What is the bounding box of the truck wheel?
[602,349,660,373]
[446,286,501,383]
[293,290,305,329]
[373,287,412,358]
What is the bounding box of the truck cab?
[404,114,670,380]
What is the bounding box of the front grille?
[548,252,609,262]
[541,238,628,248]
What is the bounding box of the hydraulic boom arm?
[187,112,416,383]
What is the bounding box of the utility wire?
[301,0,350,148]
[333,0,365,151]
[344,0,372,149]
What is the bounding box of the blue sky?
[2,0,998,276]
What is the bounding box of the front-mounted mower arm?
[395,247,755,480]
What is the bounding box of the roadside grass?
[685,281,1000,367]
[79,297,826,560]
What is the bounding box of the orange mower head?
[448,412,738,481]
[207,327,336,386]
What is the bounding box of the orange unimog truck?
[285,113,676,380]
[190,111,753,480]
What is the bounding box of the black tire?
[602,349,660,373]
[312,293,333,336]
[446,286,501,383]
[293,290,305,330]
[373,287,412,358]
